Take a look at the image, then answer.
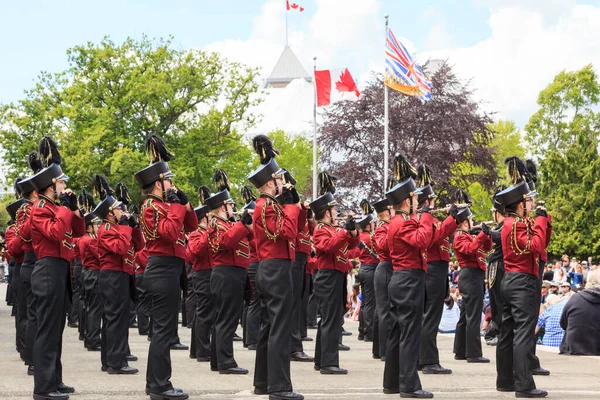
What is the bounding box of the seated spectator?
[548,282,559,296]
[569,264,584,288]
[438,296,460,333]
[554,266,566,284]
[542,263,555,282]
[560,281,573,298]
[559,269,600,356]
[535,294,568,347]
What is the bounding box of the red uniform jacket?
[97,221,144,274]
[387,211,434,271]
[501,215,548,277]
[208,216,251,269]
[187,226,212,271]
[374,220,391,262]
[426,216,458,263]
[135,248,149,274]
[248,231,259,264]
[31,195,86,262]
[16,201,34,254]
[252,195,300,261]
[350,230,379,265]
[78,233,100,270]
[140,195,198,260]
[295,214,312,256]
[306,254,317,275]
[453,230,492,271]
[6,224,24,263]
[534,214,552,263]
[313,222,359,272]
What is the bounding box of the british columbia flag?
[384,28,432,103]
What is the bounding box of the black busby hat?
[78,189,99,225]
[356,214,373,229]
[114,182,131,210]
[16,152,44,195]
[91,175,121,218]
[455,207,473,224]
[525,159,539,196]
[385,154,421,206]
[29,137,69,192]
[417,164,437,205]
[134,135,175,188]
[241,185,257,211]
[356,199,374,229]
[248,135,284,188]
[495,157,534,209]
[373,198,391,213]
[6,198,25,220]
[195,185,211,220]
[205,169,235,211]
[309,172,339,215]
[14,178,24,199]
[491,184,507,214]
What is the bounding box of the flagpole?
[285,2,289,47]
[312,56,318,200]
[383,14,389,190]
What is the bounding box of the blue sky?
[2,0,600,127]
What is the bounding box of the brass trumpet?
[422,203,471,213]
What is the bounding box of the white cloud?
[419,6,453,49]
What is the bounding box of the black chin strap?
[273,178,280,196]
[224,204,231,221]
[160,180,166,201]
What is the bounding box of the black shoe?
[291,351,314,362]
[338,344,350,351]
[78,335,84,341]
[197,356,211,362]
[147,336,152,342]
[130,321,138,328]
[383,388,399,394]
[67,322,78,328]
[27,365,35,376]
[531,367,550,376]
[380,356,385,362]
[313,364,320,371]
[320,366,348,375]
[233,333,243,342]
[219,367,248,375]
[301,336,313,342]
[107,366,139,374]
[373,354,380,360]
[342,330,352,336]
[467,356,490,363]
[170,343,189,350]
[516,389,548,398]
[33,392,69,400]
[307,324,318,329]
[210,366,218,371]
[497,387,515,392]
[254,387,268,395]
[57,383,75,394]
[454,354,466,360]
[247,344,257,350]
[101,365,107,372]
[269,391,304,400]
[422,363,452,374]
[87,346,101,351]
[364,338,373,342]
[139,330,149,336]
[400,390,434,398]
[357,335,364,341]
[126,354,138,362]
[149,388,189,400]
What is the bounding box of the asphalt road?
[1,284,599,399]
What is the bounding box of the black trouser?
[20,252,37,367]
[185,267,196,328]
[253,258,294,393]
[496,272,538,392]
[78,267,87,340]
[291,252,308,353]
[69,259,82,326]
[136,273,151,335]
[384,269,425,393]
[419,260,449,365]
[14,262,27,355]
[307,281,318,326]
[373,260,393,359]
[454,267,484,359]
[84,268,102,349]
[243,261,260,347]
[7,259,14,306]
[144,257,183,393]
[527,260,545,370]
[190,269,213,358]
[31,257,69,394]
[356,263,377,341]
[210,265,246,370]
[487,260,505,339]
[300,272,312,338]
[100,270,130,369]
[314,269,345,368]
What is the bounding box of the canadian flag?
[314,68,361,107]
[286,0,304,12]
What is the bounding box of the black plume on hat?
[318,172,337,196]
[505,156,529,185]
[114,182,131,205]
[198,185,212,205]
[453,189,472,205]
[38,136,62,167]
[526,159,537,183]
[213,169,231,192]
[92,174,113,201]
[417,164,435,187]
[241,185,257,204]
[493,184,506,195]
[386,178,396,192]
[252,135,279,165]
[14,178,23,199]
[392,153,417,182]
[145,134,174,164]
[360,199,374,215]
[28,152,44,174]
[78,188,96,213]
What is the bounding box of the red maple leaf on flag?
[335,68,360,97]
[287,1,304,12]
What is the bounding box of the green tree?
[0,36,261,205]
[525,65,600,258]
